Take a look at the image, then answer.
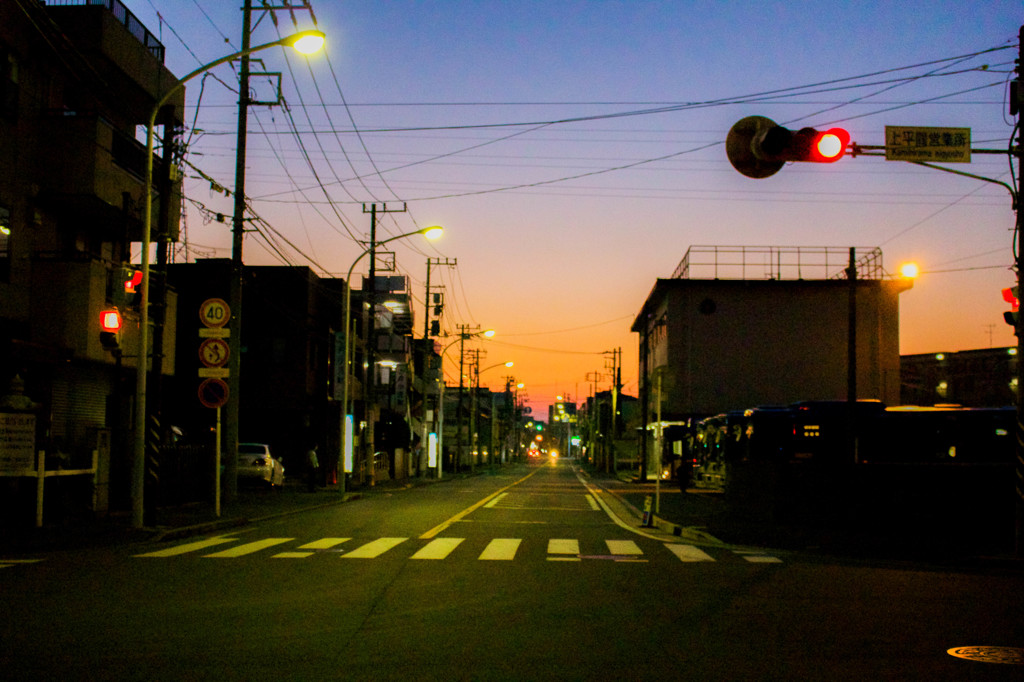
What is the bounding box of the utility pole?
[224,0,315,501]
[361,203,406,486]
[467,348,482,472]
[424,257,456,338]
[223,0,253,502]
[846,247,858,469]
[1013,25,1023,556]
[453,324,480,472]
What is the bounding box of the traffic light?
[1003,286,1019,331]
[122,268,143,309]
[726,115,850,178]
[99,307,123,351]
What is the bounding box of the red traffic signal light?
[100,308,122,332]
[727,116,850,178]
[99,308,122,351]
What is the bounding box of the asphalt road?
[2,460,1023,680]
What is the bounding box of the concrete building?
[632,246,912,426]
[0,0,182,520]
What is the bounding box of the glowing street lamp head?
[482,329,495,338]
[421,225,444,241]
[899,262,920,279]
[288,30,326,55]
[504,361,514,368]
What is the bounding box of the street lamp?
[339,226,444,492]
[436,329,494,476]
[899,262,920,279]
[132,30,326,528]
[473,361,513,469]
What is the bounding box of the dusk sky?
[124,1,1021,416]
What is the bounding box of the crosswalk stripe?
[484,493,508,509]
[131,535,781,564]
[204,538,294,558]
[605,539,643,556]
[340,537,407,559]
[548,539,579,554]
[479,538,521,560]
[666,544,716,562]
[411,538,465,560]
[135,536,238,558]
[547,538,581,562]
[298,538,351,550]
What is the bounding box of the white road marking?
[204,538,294,558]
[484,493,508,508]
[340,537,407,559]
[478,538,521,560]
[298,538,351,550]
[135,536,238,557]
[585,494,600,510]
[666,544,716,562]
[605,540,643,556]
[411,537,465,560]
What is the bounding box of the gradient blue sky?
[124,1,1022,414]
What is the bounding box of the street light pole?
[133,29,325,528]
[436,328,494,475]
[338,225,443,493]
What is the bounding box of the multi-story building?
[0,0,182,518]
[631,245,912,472]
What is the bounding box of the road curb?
[578,468,726,546]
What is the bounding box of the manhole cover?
[947,647,1024,665]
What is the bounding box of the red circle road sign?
[198,338,230,367]
[197,378,229,409]
[199,298,231,328]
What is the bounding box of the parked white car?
[237,443,285,488]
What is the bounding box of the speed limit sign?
[199,298,230,328]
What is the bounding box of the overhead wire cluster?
[150,2,1017,377]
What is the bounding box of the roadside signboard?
[198,299,231,408]
[885,126,971,163]
[0,413,35,472]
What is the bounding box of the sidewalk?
[587,467,1024,567]
[0,474,448,554]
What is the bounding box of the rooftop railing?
[671,245,886,281]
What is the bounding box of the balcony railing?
[45,0,165,63]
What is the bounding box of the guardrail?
[0,450,98,528]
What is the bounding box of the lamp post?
[338,226,443,492]
[473,361,513,469]
[437,329,494,475]
[132,30,325,528]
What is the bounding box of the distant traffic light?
[99,308,123,351]
[122,268,143,309]
[726,115,850,178]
